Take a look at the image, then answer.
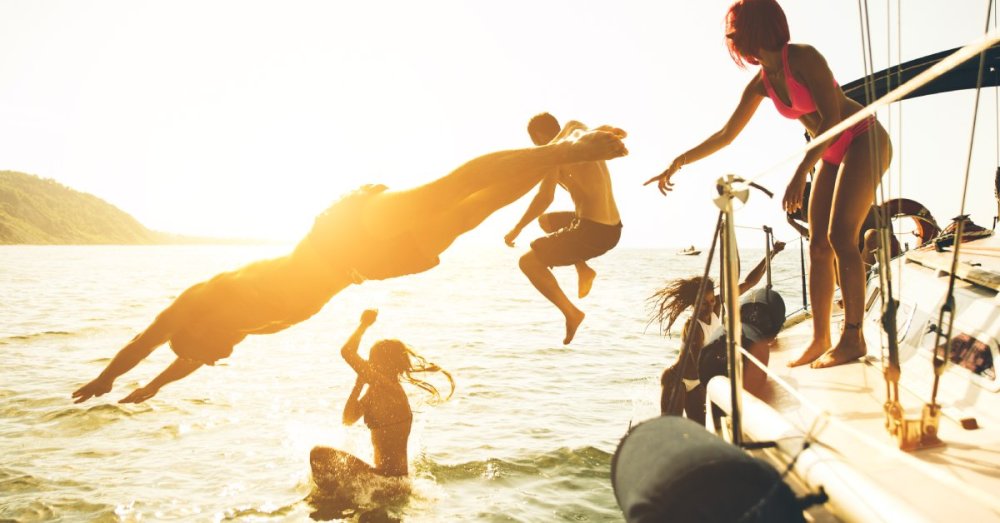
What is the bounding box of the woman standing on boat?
[645,0,892,368]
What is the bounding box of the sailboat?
[613,17,1000,523]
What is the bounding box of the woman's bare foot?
[811,323,867,368]
[787,338,832,367]
[577,265,596,299]
[563,308,586,345]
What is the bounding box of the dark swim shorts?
[530,215,622,267]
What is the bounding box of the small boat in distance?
[677,245,701,256]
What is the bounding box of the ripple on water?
[0,467,47,494]
[31,403,146,436]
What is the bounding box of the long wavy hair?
[370,339,455,405]
[648,276,715,335]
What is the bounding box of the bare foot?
[577,266,596,299]
[563,308,586,345]
[787,338,832,367]
[811,323,867,368]
[566,129,628,162]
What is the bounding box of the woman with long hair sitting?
[310,309,454,494]
[650,243,783,423]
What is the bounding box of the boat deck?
[747,309,1000,522]
[905,236,1000,291]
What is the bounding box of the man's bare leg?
[538,213,597,299]
[414,170,559,256]
[362,129,627,240]
[575,261,596,299]
[518,251,585,345]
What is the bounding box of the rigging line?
[860,0,888,225]
[893,0,905,314]
[743,30,1000,187]
[885,0,894,204]
[929,0,998,406]
[958,2,994,218]
[858,0,896,376]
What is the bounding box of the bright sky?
[1,1,997,247]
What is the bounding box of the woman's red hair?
[725,0,790,67]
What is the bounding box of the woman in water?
[645,0,891,369]
[310,309,453,491]
[651,242,784,422]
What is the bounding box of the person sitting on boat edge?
[310,309,453,496]
[644,0,893,369]
[650,242,785,424]
[71,127,628,405]
[505,113,624,345]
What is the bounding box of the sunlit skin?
[644,0,891,369]
[788,205,900,280]
[505,115,623,345]
[72,128,628,404]
[310,309,451,487]
[654,243,784,422]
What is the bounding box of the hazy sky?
[1,1,997,248]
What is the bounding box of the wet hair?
[370,339,455,405]
[648,276,716,334]
[725,0,790,67]
[527,112,561,146]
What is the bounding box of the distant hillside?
[0,170,228,245]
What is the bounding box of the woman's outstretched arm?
[645,77,765,195]
[737,241,786,295]
[340,309,379,381]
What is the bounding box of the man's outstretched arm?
[72,315,175,404]
[504,175,558,246]
[117,357,203,404]
[737,241,786,295]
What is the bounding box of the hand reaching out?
[360,309,378,327]
[504,228,520,247]
[644,156,684,196]
[118,385,159,404]
[72,376,113,404]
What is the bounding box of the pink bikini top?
[760,44,838,119]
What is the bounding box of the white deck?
[712,234,1000,522]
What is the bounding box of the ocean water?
[1,243,807,522]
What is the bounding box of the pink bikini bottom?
[821,116,877,166]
